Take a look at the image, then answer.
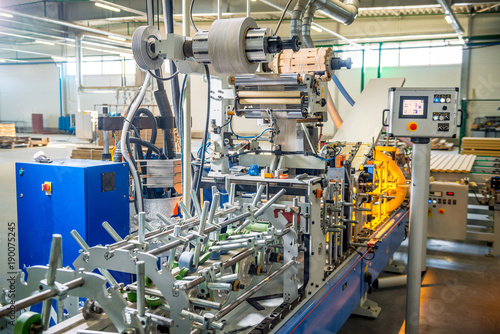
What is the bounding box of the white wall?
[0,64,60,129]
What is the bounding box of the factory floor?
[0,135,499,334]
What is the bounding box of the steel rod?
[0,278,84,318]
[214,260,295,320]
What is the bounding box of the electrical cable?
[230,115,274,140]
[148,69,180,81]
[190,0,199,32]
[332,74,355,106]
[129,137,166,159]
[191,65,211,211]
[274,0,294,36]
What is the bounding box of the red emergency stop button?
[42,182,52,193]
[407,122,418,132]
[439,208,445,214]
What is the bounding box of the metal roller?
[132,25,164,71]
[239,98,303,105]
[208,17,259,74]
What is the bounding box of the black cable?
[148,69,180,81]
[350,246,375,261]
[192,65,211,211]
[132,108,157,160]
[129,137,166,159]
[190,0,199,32]
[274,0,294,36]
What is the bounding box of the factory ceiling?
[0,0,499,62]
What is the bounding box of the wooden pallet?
[461,137,500,157]
[0,136,30,149]
[0,124,16,137]
[30,137,50,147]
[430,153,476,173]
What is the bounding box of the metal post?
[182,0,192,209]
[405,140,431,334]
[136,261,146,317]
[42,234,62,329]
[246,0,251,16]
[138,212,146,244]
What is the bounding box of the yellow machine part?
[364,148,408,229]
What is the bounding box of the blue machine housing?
[16,159,130,281]
[276,209,408,334]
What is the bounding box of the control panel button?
[42,182,52,194]
[407,122,418,131]
[439,208,445,214]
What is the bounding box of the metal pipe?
[312,0,359,25]
[374,275,407,289]
[302,4,317,48]
[290,0,309,45]
[0,9,130,40]
[0,278,84,318]
[254,189,286,217]
[214,260,295,320]
[405,142,431,334]
[182,0,192,210]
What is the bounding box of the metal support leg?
[405,142,431,334]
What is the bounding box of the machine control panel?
[385,87,461,138]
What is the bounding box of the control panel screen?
[398,96,428,119]
[402,99,425,116]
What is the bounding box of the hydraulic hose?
[121,72,151,213]
[332,74,355,106]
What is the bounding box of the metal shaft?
[136,261,146,317]
[138,212,146,243]
[102,222,123,242]
[0,278,84,318]
[214,260,295,320]
[405,142,431,334]
[42,234,62,329]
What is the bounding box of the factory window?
[65,56,136,76]
[399,41,431,66]
[337,39,462,68]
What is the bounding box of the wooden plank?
[433,154,455,172]
[459,155,476,173]
[461,149,500,157]
[430,153,450,170]
[440,154,461,172]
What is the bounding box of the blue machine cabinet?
[16,159,130,278]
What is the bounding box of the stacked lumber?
[0,136,30,149]
[30,137,50,147]
[71,147,103,160]
[0,124,16,137]
[431,138,453,150]
[430,153,476,173]
[461,137,500,157]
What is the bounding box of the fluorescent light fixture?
[0,59,6,63]
[311,25,323,33]
[95,2,121,12]
[108,35,126,42]
[35,40,55,46]
[52,56,65,61]
[0,12,14,18]
[445,15,453,24]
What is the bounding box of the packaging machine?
[1,4,459,333]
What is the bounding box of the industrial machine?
[0,3,462,334]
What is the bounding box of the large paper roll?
[208,17,259,74]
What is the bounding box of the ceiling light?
[35,40,55,46]
[0,12,14,18]
[95,2,121,12]
[108,35,127,42]
[445,15,453,24]
[52,56,65,62]
[0,59,6,63]
[311,25,323,33]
